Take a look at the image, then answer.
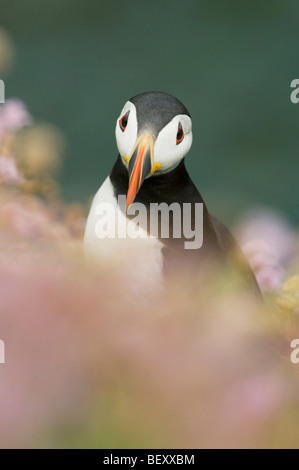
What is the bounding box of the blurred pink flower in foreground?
[0,256,295,449]
[0,155,23,183]
[235,208,297,292]
[0,190,298,449]
[0,99,32,137]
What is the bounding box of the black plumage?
[110,156,261,298]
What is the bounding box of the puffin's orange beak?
[126,134,154,210]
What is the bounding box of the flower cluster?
[0,99,31,184]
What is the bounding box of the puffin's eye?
[176,123,184,145]
[119,111,130,132]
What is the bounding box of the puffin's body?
[85,92,261,298]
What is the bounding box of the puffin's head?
[115,91,192,208]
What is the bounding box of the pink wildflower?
[0,99,31,134]
[0,155,23,184]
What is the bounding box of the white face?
[115,101,193,174]
[154,114,192,172]
[115,101,138,161]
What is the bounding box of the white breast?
[84,177,164,296]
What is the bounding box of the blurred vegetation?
[1,0,298,224]
[0,178,298,448]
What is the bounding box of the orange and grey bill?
[126,134,154,210]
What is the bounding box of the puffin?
[84,91,261,298]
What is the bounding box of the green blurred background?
[1,0,298,223]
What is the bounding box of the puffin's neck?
[109,155,218,251]
[110,155,205,206]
